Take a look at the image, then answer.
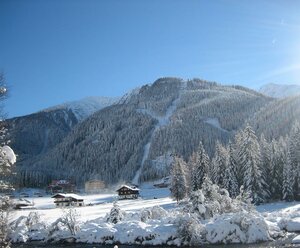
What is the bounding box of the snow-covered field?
[8,186,300,246]
[12,187,174,223]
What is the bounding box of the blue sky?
[1,0,300,117]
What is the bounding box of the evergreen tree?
[107,202,125,224]
[233,130,246,187]
[211,142,228,188]
[187,152,197,194]
[288,122,300,199]
[240,125,268,204]
[170,156,188,202]
[270,138,285,199]
[282,148,294,201]
[223,145,239,198]
[190,142,210,191]
[260,134,272,197]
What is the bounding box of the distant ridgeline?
[6,78,300,195]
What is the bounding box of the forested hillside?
[6,96,117,175]
[14,78,274,187]
[248,95,300,140]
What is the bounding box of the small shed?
[116,185,139,199]
[85,179,105,194]
[52,193,84,207]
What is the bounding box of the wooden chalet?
[52,193,84,207]
[47,180,76,194]
[116,185,140,199]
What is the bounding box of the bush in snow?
[61,208,80,236]
[233,185,255,212]
[107,202,125,224]
[0,196,12,242]
[205,212,271,244]
[140,206,167,222]
[9,213,47,243]
[175,214,205,245]
[26,212,41,230]
[184,177,234,219]
[48,208,81,241]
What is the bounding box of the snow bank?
[292,235,300,244]
[205,212,270,244]
[260,202,300,233]
[279,217,300,232]
[9,205,272,246]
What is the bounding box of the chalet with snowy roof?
[116,185,139,199]
[47,180,76,194]
[52,193,84,207]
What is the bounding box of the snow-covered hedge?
[9,204,274,246]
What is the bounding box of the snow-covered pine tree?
[240,125,268,204]
[233,130,246,187]
[211,142,228,188]
[190,142,210,191]
[260,134,272,197]
[227,141,239,197]
[170,156,188,203]
[0,73,16,246]
[107,202,125,224]
[223,144,239,198]
[288,122,300,199]
[187,152,197,194]
[282,147,294,201]
[270,137,285,199]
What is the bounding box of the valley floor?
[9,185,300,246]
[13,186,174,223]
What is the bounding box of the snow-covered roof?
[51,193,83,200]
[14,198,33,205]
[117,185,140,192]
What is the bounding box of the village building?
[13,198,34,210]
[52,193,84,207]
[85,179,105,194]
[116,185,140,199]
[153,177,170,188]
[47,180,76,194]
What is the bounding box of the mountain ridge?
[259,83,300,98]
[13,77,274,187]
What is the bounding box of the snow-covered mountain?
[15,78,274,187]
[259,83,300,98]
[44,96,119,121]
[249,94,300,140]
[6,96,117,166]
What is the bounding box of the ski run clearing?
[9,185,300,246]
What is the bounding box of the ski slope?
[132,82,187,185]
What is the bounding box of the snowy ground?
[12,186,174,223]
[9,185,300,246]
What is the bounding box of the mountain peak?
[259,83,300,98]
[43,96,119,121]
